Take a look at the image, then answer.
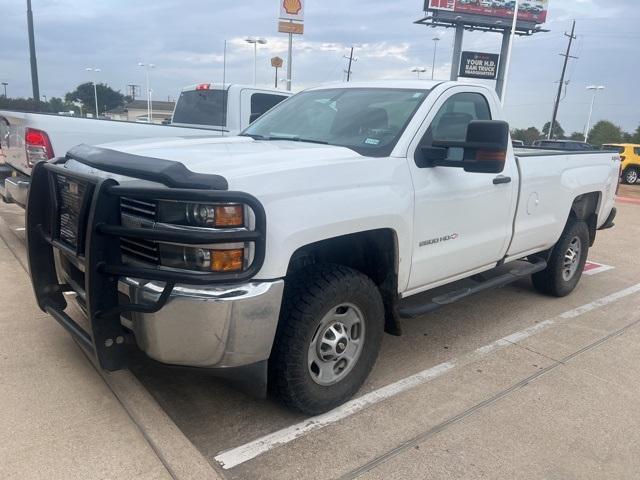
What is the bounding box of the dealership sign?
[428,0,549,25]
[459,51,499,80]
[280,0,304,21]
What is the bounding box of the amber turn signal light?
[210,249,244,272]
[214,205,244,227]
[476,150,506,162]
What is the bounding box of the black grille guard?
[26,154,266,371]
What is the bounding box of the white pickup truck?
[25,81,619,414]
[0,84,290,206]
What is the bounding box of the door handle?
[493,175,512,185]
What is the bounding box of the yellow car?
[603,143,640,184]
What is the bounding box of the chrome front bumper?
[118,278,284,369]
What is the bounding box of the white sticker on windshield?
[365,138,380,146]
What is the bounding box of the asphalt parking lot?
[1,186,640,480]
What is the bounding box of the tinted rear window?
[251,93,288,115]
[172,89,228,127]
[602,145,625,154]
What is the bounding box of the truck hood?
[98,135,367,191]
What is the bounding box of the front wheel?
[532,220,590,297]
[269,264,385,415]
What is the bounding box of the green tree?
[511,127,541,145]
[568,132,585,141]
[64,82,126,117]
[0,96,42,112]
[631,125,640,144]
[542,121,565,140]
[587,120,623,146]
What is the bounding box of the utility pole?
[26,0,40,108]
[549,20,577,140]
[344,47,357,82]
[127,84,140,100]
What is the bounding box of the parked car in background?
[602,143,640,184]
[532,139,594,151]
[512,139,525,147]
[0,84,292,207]
[171,83,290,131]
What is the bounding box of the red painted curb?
[617,196,640,205]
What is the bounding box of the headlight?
[158,201,245,228]
[159,244,246,272]
[121,198,254,274]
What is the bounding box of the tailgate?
[0,112,31,175]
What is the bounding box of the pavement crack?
[505,339,564,364]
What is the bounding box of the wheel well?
[570,192,600,246]
[287,229,402,336]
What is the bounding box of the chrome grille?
[120,197,159,264]
[55,174,88,250]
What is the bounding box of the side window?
[417,92,492,164]
[634,147,640,156]
[251,93,287,116]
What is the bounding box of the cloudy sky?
[1,0,639,134]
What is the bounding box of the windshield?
[172,89,228,127]
[242,88,429,157]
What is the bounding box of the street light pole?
[1,82,7,98]
[431,37,440,80]
[85,67,101,117]
[584,85,605,142]
[138,63,155,123]
[245,37,267,85]
[411,67,427,79]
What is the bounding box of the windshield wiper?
[238,133,268,140]
[266,135,329,145]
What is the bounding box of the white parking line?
[215,283,640,470]
[14,227,25,232]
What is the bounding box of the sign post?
[271,56,284,88]
[278,0,304,91]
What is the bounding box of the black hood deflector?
[65,144,229,190]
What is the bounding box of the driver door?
[406,88,518,292]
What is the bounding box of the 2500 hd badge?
[420,233,459,247]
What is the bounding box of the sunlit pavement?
[0,194,639,479]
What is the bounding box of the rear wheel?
[269,264,384,415]
[623,167,639,185]
[532,220,590,297]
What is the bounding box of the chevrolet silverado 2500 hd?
[0,84,290,207]
[25,81,619,414]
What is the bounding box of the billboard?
[428,0,548,25]
[459,52,499,79]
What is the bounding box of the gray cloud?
[1,0,638,133]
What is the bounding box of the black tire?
[269,264,385,415]
[623,167,639,185]
[532,220,590,297]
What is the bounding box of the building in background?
[107,100,175,123]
